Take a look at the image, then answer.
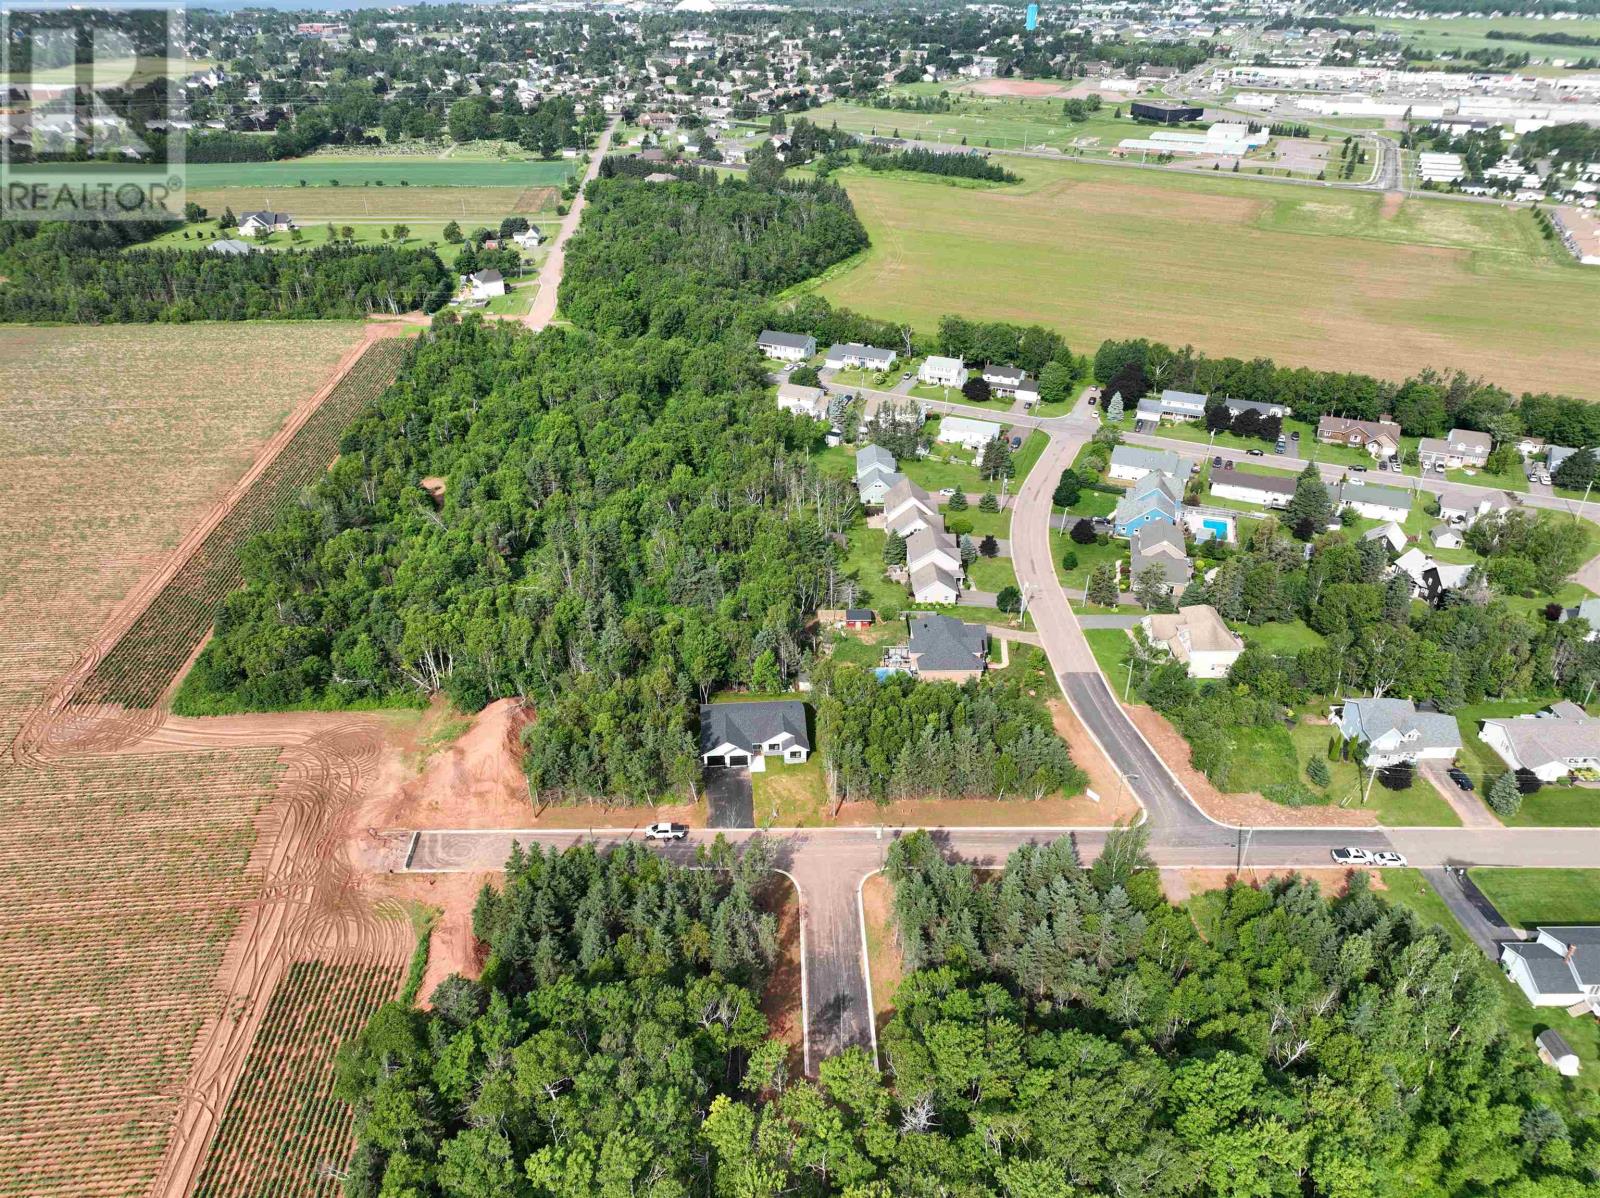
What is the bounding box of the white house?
[910,562,960,605]
[461,269,505,301]
[1417,428,1492,471]
[935,416,1001,452]
[905,527,961,576]
[1437,486,1517,528]
[1210,472,1297,509]
[776,382,828,420]
[883,478,940,538]
[1362,521,1407,555]
[1481,701,1600,782]
[824,342,897,371]
[1140,605,1243,679]
[856,445,901,506]
[758,329,816,363]
[1332,697,1461,767]
[1501,927,1600,1012]
[237,210,294,237]
[1334,480,1412,523]
[1392,548,1475,602]
[699,700,810,767]
[513,227,544,250]
[1109,445,1186,483]
[919,355,966,388]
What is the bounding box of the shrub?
[1377,761,1415,791]
[948,489,968,511]
[979,492,999,513]
[1060,549,1079,571]
[996,585,1021,613]
[1070,518,1097,545]
[1263,781,1330,807]
[945,516,973,537]
[1306,756,1331,788]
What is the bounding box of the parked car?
[1373,850,1408,867]
[1010,435,1023,449]
[901,371,912,381]
[1448,767,1474,791]
[645,822,689,841]
[1274,442,1286,455]
[1540,472,1553,485]
[1351,465,1367,474]
[1223,460,1235,471]
[938,487,958,497]
[1290,431,1300,440]
[1134,420,1146,433]
[1088,395,1098,406]
[1212,455,1223,467]
[1246,448,1265,457]
[1330,847,1374,865]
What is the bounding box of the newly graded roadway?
[404,386,1600,1071]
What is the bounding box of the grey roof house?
[907,614,988,680]
[1130,522,1192,593]
[699,700,810,766]
[1502,926,1600,1012]
[758,329,816,361]
[1332,697,1461,766]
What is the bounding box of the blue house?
[1113,472,1184,537]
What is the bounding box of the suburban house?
[1418,427,1492,471]
[1109,445,1188,483]
[1500,926,1600,1012]
[758,329,816,362]
[1316,415,1403,459]
[1140,604,1244,678]
[1536,1030,1582,1077]
[1393,547,1475,603]
[1429,524,1464,549]
[1362,521,1408,555]
[777,382,828,420]
[1547,446,1582,476]
[237,210,294,237]
[699,700,810,770]
[1516,436,1547,458]
[1142,389,1207,422]
[1224,397,1289,420]
[907,613,988,681]
[936,415,1001,451]
[1210,471,1297,509]
[1333,480,1412,523]
[512,227,544,250]
[1331,697,1461,766]
[919,355,966,388]
[1561,596,1600,641]
[855,445,902,506]
[1481,701,1600,782]
[905,527,962,577]
[1437,486,1517,528]
[824,342,897,371]
[1113,472,1184,538]
[883,478,941,538]
[983,364,1038,404]
[910,556,961,604]
[461,269,505,301]
[1129,522,1192,594]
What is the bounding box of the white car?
[644,822,688,841]
[938,487,958,497]
[1330,847,1374,865]
[1373,850,1407,867]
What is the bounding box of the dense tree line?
[335,839,780,1197]
[176,173,867,803]
[810,658,1085,803]
[0,225,448,321]
[558,174,868,341]
[1094,335,1596,437]
[337,828,1600,1196]
[858,144,1018,183]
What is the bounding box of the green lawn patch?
[966,554,1018,594]
[1468,869,1600,928]
[1009,430,1048,485]
[1238,621,1325,655]
[901,452,986,494]
[1051,531,1125,594]
[184,158,575,188]
[839,521,905,619]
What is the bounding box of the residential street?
[523,118,617,331]
[398,384,1600,1072]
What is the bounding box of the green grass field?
[1469,869,1600,927]
[812,156,1600,397]
[184,159,574,189]
[1366,14,1600,59]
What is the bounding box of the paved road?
[524,118,616,331]
[397,386,1600,1071]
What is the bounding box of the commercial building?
[1130,100,1203,124]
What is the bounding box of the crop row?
[75,338,411,710]
[193,958,404,1198]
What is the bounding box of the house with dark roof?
[699,700,810,767]
[758,329,816,362]
[824,342,897,371]
[1130,522,1191,594]
[855,445,901,506]
[238,210,294,237]
[1113,472,1184,538]
[1501,926,1600,1012]
[1317,415,1402,458]
[1210,470,1297,509]
[907,614,988,681]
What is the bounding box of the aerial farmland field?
[812,157,1600,396]
[0,324,375,1196]
[184,158,574,189]
[184,184,557,223]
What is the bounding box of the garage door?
[727,753,750,767]
[705,755,726,767]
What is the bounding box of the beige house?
[1140,604,1244,679]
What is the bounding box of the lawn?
[1057,489,1118,520]
[1382,868,1600,1099]
[479,285,539,317]
[1238,620,1325,655]
[1010,430,1049,485]
[184,159,574,188]
[965,554,1018,594]
[751,757,831,827]
[138,220,469,257]
[946,504,1010,538]
[813,156,1600,397]
[1469,869,1600,928]
[1454,701,1600,826]
[901,449,987,494]
[1052,531,1126,594]
[839,521,906,619]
